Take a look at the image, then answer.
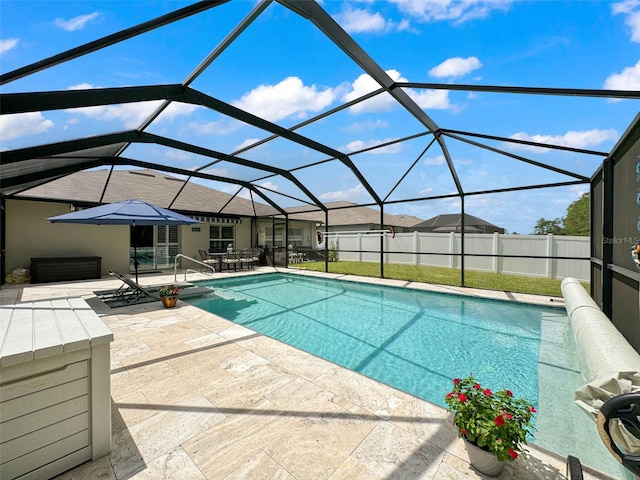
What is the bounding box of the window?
[264,226,283,247]
[289,228,303,246]
[209,225,234,252]
[131,225,155,271]
[157,225,179,267]
[263,226,303,247]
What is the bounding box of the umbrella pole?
[134,245,139,284]
[132,221,139,283]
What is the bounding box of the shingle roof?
[17,169,278,217]
[17,170,422,224]
[286,201,423,228]
[413,213,502,230]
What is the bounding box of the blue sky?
[1,0,639,233]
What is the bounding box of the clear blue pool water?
[189,272,622,477]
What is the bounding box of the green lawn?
[293,261,589,298]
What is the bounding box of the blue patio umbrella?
[48,199,200,282]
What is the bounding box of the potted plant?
[158,284,180,308]
[444,375,537,476]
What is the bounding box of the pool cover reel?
[561,277,640,454]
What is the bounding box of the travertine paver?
[0,268,618,480]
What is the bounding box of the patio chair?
[240,249,257,270]
[99,270,160,306]
[199,248,217,273]
[250,248,262,268]
[98,270,215,307]
[221,251,240,271]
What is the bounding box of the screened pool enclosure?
[1,1,639,341]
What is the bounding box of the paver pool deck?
[0,268,619,480]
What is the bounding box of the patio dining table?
[203,252,225,270]
[205,251,257,271]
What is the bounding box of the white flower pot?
[464,439,505,477]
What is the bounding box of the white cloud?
[569,184,589,197]
[70,101,163,129]
[341,119,389,133]
[203,167,229,178]
[429,56,482,78]
[390,0,511,24]
[165,150,191,161]
[55,12,100,31]
[343,138,403,154]
[319,184,367,201]
[613,1,640,15]
[258,181,279,191]
[423,155,446,165]
[187,118,241,136]
[0,38,19,55]
[343,69,451,113]
[343,71,399,113]
[407,88,451,109]
[161,102,199,120]
[507,129,619,152]
[603,59,640,90]
[233,76,339,122]
[0,112,54,141]
[67,83,161,128]
[613,1,640,42]
[68,84,198,124]
[229,185,275,201]
[234,138,263,152]
[223,185,249,199]
[233,70,450,124]
[68,83,95,90]
[333,7,409,33]
[335,8,387,32]
[65,84,197,128]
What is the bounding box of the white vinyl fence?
[322,232,590,281]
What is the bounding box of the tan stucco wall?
[5,200,317,280]
[5,199,130,277]
[181,223,211,263]
[5,201,261,278]
[180,219,252,261]
[234,220,252,250]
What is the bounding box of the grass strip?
[293,261,590,298]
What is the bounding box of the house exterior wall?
[6,199,129,278]
[181,218,252,263]
[297,220,318,248]
[235,220,252,250]
[255,219,319,249]
[5,200,263,280]
[180,222,211,265]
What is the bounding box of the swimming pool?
[189,272,621,477]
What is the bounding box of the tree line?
[532,193,589,236]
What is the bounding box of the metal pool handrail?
[173,253,215,282]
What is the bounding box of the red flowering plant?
[158,284,180,297]
[444,375,537,462]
